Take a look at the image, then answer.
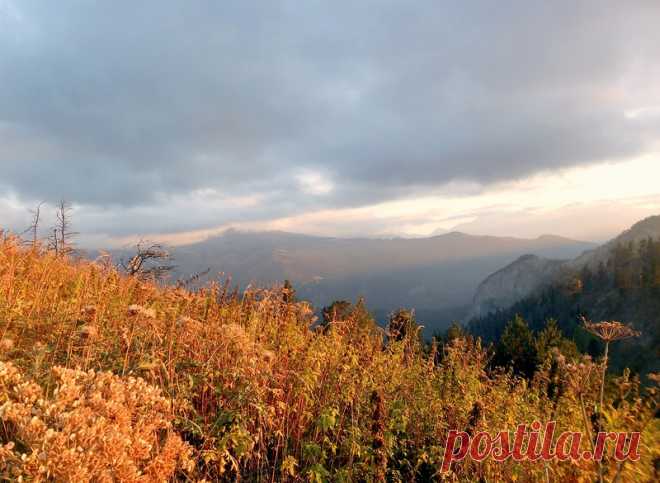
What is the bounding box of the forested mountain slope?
[469,234,660,375]
[468,216,660,321]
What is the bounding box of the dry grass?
[0,361,192,481]
[0,236,658,481]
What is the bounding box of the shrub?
[0,361,192,482]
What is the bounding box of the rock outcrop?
[469,254,565,319]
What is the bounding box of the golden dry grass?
[0,236,658,481]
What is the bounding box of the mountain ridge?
[119,228,595,332]
[468,215,660,321]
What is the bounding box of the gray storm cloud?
[1,0,659,236]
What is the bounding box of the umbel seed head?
[581,317,641,342]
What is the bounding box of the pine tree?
[282,279,296,303]
[496,315,536,378]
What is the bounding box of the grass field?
[0,236,657,481]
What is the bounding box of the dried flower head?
[0,361,192,481]
[581,317,640,342]
[127,304,157,319]
[78,324,98,340]
[565,355,597,395]
[0,338,15,352]
[80,305,97,316]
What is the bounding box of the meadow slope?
[0,237,657,481]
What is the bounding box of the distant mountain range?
[110,229,595,332]
[469,215,660,320]
[101,216,659,373]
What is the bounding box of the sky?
[1,1,660,247]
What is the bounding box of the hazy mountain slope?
[171,230,594,281]
[569,215,660,270]
[467,237,660,376]
[469,255,566,319]
[468,216,660,319]
[152,229,595,332]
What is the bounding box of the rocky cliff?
[469,254,566,319]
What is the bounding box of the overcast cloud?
[1,1,660,242]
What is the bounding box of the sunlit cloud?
[156,155,658,244]
[624,106,660,120]
[296,171,334,196]
[1,2,659,246]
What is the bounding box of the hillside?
[1,236,657,481]
[570,215,660,270]
[468,230,660,376]
[136,229,595,331]
[468,215,660,320]
[469,254,566,319]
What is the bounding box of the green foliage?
[470,238,660,376]
[496,315,536,378]
[282,279,297,303]
[489,316,581,379]
[322,300,354,325]
[535,318,579,363]
[388,308,418,342]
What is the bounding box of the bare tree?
[48,200,77,255]
[56,200,77,254]
[47,228,59,254]
[23,202,45,248]
[121,241,175,281]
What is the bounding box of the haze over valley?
[140,228,596,332]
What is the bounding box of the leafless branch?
[22,202,45,248]
[121,240,176,281]
[48,200,78,255]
